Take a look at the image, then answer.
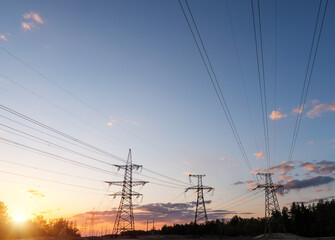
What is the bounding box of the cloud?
[265,161,295,175]
[292,104,305,115]
[21,12,44,31]
[37,209,60,215]
[279,175,293,180]
[307,141,314,145]
[295,195,335,205]
[27,190,45,199]
[107,118,118,126]
[301,160,335,175]
[73,201,233,226]
[0,33,9,41]
[250,168,261,174]
[21,22,37,31]
[254,151,264,160]
[231,181,244,186]
[124,119,140,126]
[284,176,334,191]
[306,101,335,118]
[23,12,44,24]
[269,110,287,120]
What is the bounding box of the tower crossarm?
[189,174,206,177]
[113,164,143,171]
[256,184,283,191]
[109,192,143,198]
[185,186,214,192]
[105,180,148,187]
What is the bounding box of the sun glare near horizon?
[12,214,28,223]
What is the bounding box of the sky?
[0,0,334,235]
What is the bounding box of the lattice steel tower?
[185,174,213,224]
[255,172,285,233]
[105,149,148,237]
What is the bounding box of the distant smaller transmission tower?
[185,174,213,224]
[255,172,285,234]
[105,149,148,237]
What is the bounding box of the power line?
[0,46,188,178]
[0,169,107,192]
[273,0,278,165]
[225,0,259,151]
[0,158,102,183]
[178,0,254,177]
[287,0,328,164]
[0,104,190,186]
[0,135,186,189]
[210,189,254,210]
[251,0,270,168]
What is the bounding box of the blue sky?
[0,0,334,233]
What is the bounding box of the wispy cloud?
[23,12,44,24]
[269,110,287,120]
[21,11,44,31]
[306,101,335,118]
[0,33,9,41]
[300,160,335,175]
[107,117,118,126]
[292,104,305,115]
[231,181,244,186]
[265,161,295,175]
[27,189,45,199]
[284,176,334,192]
[307,141,314,145]
[250,168,261,174]
[22,22,37,31]
[254,151,264,160]
[279,175,292,180]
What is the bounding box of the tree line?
[0,202,79,239]
[160,199,335,237]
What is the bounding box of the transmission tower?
[89,209,95,236]
[255,172,285,234]
[185,174,214,224]
[105,149,148,237]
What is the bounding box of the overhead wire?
[0,135,187,189]
[0,46,189,180]
[178,0,254,178]
[273,0,278,165]
[225,0,259,151]
[287,0,328,164]
[251,0,270,168]
[0,103,190,186]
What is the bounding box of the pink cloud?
[279,175,292,180]
[269,110,287,120]
[0,34,9,41]
[307,141,314,145]
[292,104,305,114]
[23,12,44,24]
[21,22,36,31]
[265,161,295,175]
[254,151,264,160]
[107,118,118,126]
[250,168,261,174]
[306,101,335,118]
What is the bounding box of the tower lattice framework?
[105,149,148,237]
[185,174,213,224]
[256,172,285,234]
